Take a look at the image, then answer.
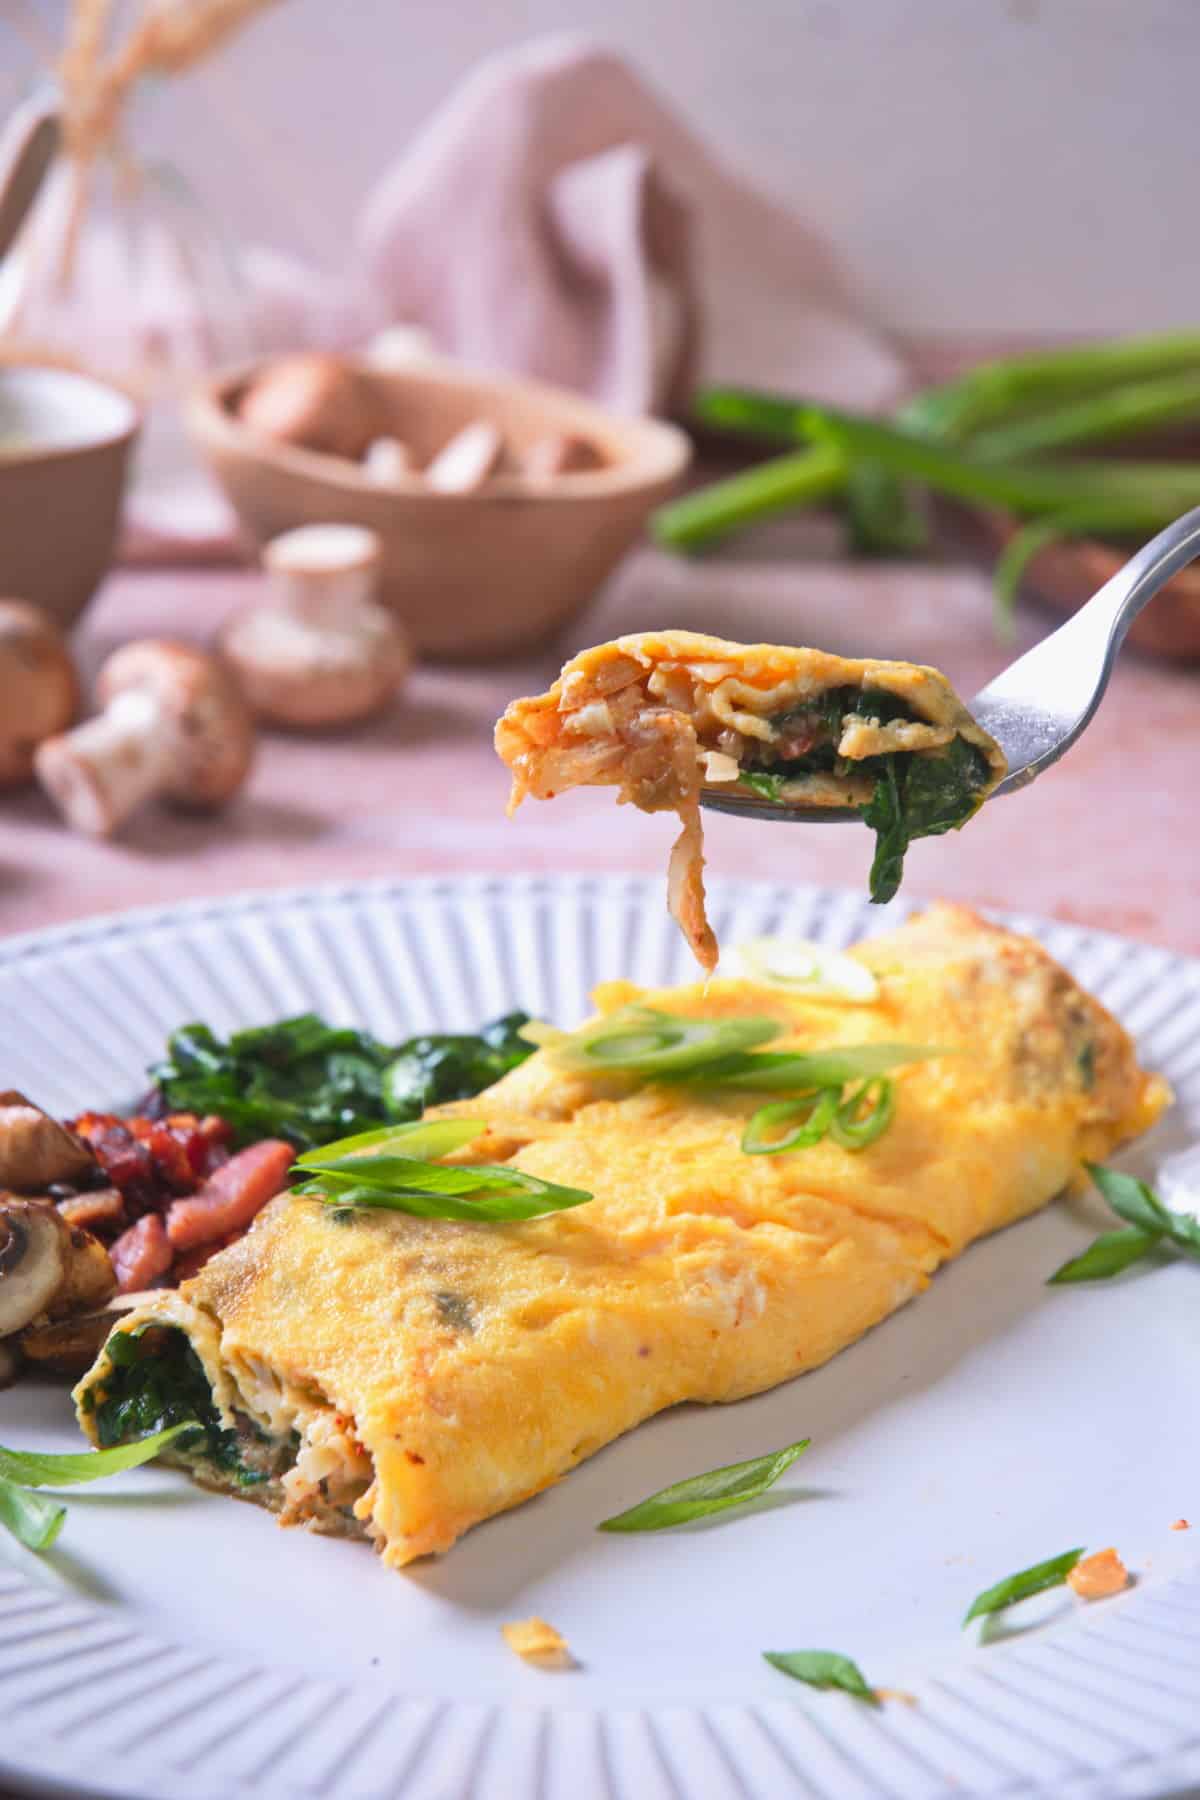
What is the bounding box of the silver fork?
[700,504,1200,824]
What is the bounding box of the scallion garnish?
[548,1011,946,1157]
[763,1649,879,1704]
[598,1438,810,1532]
[0,1478,65,1552]
[686,1042,942,1091]
[741,1091,840,1155]
[964,1548,1084,1625]
[548,1005,782,1076]
[1048,1163,1200,1284]
[827,1076,895,1150]
[291,1117,593,1222]
[0,1424,194,1555]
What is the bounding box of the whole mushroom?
[219,524,410,729]
[238,354,382,460]
[34,640,255,837]
[0,600,79,788]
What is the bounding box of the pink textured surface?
[0,544,1195,953]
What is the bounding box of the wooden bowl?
[187,359,692,660]
[0,365,139,630]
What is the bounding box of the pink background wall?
[6,0,1200,337]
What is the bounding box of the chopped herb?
[738,770,788,802]
[1048,1163,1200,1284]
[763,1649,879,1703]
[150,1009,535,1151]
[964,1548,1084,1624]
[435,1292,476,1333]
[598,1438,809,1532]
[1077,1042,1097,1090]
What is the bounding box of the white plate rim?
[1,872,1199,1800]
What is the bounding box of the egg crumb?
[874,1688,919,1707]
[501,1617,574,1669]
[1171,1519,1190,1531]
[1067,1547,1129,1600]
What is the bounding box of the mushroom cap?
[263,522,382,581]
[219,603,410,729]
[96,639,256,806]
[0,1200,66,1337]
[0,599,78,788]
[0,1090,95,1191]
[238,354,381,460]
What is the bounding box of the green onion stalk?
[651,330,1200,599]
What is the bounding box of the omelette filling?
[81,1317,374,1538]
[496,634,1005,969]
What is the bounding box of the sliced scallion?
[742,1090,841,1155]
[548,1006,782,1077]
[827,1077,895,1150]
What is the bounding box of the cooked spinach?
[95,1327,259,1482]
[861,738,991,904]
[151,1009,534,1151]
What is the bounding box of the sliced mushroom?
[19,1308,112,1376]
[424,420,506,493]
[54,1220,116,1316]
[0,1090,95,1191]
[0,1197,114,1338]
[0,1200,67,1336]
[56,1186,124,1231]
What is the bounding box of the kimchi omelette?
[495,630,1006,969]
[74,904,1166,1570]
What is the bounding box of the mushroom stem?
[35,686,174,837]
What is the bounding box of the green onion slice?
[964,1548,1085,1624]
[548,1006,782,1077]
[0,1477,66,1553]
[298,1167,592,1223]
[682,1042,946,1092]
[598,1438,810,1531]
[827,1077,895,1150]
[722,937,879,1003]
[763,1649,879,1704]
[0,1424,195,1489]
[742,1090,841,1155]
[293,1117,484,1169]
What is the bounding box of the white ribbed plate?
[2,874,1199,1800]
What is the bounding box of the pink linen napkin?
[125,35,906,552]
